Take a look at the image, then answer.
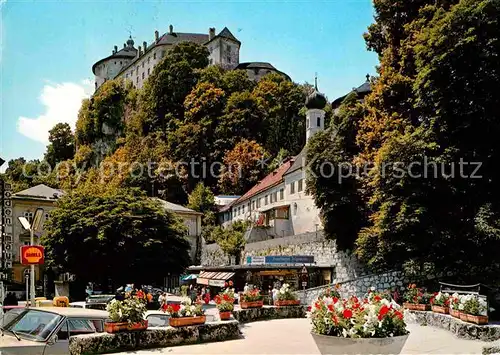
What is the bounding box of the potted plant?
[449,293,460,318]
[430,292,450,314]
[105,296,148,333]
[457,294,469,321]
[215,288,235,320]
[463,295,488,325]
[310,289,409,355]
[240,288,264,309]
[167,297,206,327]
[275,283,300,307]
[403,284,431,311]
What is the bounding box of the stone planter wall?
[298,270,408,305]
[232,305,307,323]
[68,320,240,355]
[407,310,500,342]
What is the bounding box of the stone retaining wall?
[232,305,307,323]
[68,320,240,355]
[483,342,500,354]
[298,270,407,305]
[407,310,500,342]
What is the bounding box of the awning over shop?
[196,271,235,287]
[181,274,197,281]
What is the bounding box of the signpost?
[300,264,308,304]
[1,180,13,297]
[18,208,44,307]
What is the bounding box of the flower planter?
[169,315,206,327]
[274,300,301,307]
[431,305,449,314]
[467,314,488,325]
[459,312,469,322]
[104,320,148,333]
[403,303,430,311]
[449,308,460,318]
[219,311,232,320]
[240,300,263,309]
[311,332,409,355]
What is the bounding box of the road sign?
[20,245,45,265]
[302,281,307,287]
[301,266,308,275]
[32,208,45,235]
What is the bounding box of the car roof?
[26,307,109,318]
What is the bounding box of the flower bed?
[232,305,307,323]
[68,320,240,355]
[215,288,235,320]
[105,295,147,333]
[240,288,263,309]
[310,289,409,355]
[167,298,205,327]
[274,283,300,307]
[403,284,432,312]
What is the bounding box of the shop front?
[188,255,334,296]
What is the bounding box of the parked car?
[84,294,115,310]
[0,307,109,355]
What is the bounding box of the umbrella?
[181,274,197,281]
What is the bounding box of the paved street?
[115,318,491,354]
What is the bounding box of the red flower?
[378,305,390,320]
[315,302,321,310]
[327,304,334,312]
[332,314,338,325]
[225,282,228,287]
[333,297,339,304]
[352,296,359,304]
[307,306,312,312]
[343,309,353,319]
[214,295,222,304]
[374,295,381,302]
[223,294,231,302]
[394,311,403,320]
[168,304,180,313]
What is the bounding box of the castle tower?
[305,76,327,141]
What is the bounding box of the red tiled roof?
[234,160,294,204]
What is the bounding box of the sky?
[0,0,378,171]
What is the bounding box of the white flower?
[370,286,376,291]
[342,329,348,338]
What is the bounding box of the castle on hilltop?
[92,25,290,90]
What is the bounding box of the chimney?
[143,41,147,51]
[209,27,216,40]
[123,43,126,48]
[155,30,159,41]
[114,45,118,53]
[138,45,142,57]
[169,24,173,34]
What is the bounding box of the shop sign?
[259,270,296,276]
[20,245,45,265]
[197,278,209,285]
[208,279,226,288]
[246,256,265,265]
[264,255,314,264]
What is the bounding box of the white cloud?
[17,80,94,144]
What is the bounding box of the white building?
[92,25,290,90]
[219,84,327,237]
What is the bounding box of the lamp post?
[300,264,308,305]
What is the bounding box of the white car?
[0,307,109,355]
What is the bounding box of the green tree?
[187,182,217,226]
[42,188,191,287]
[45,123,75,167]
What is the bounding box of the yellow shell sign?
[20,246,45,265]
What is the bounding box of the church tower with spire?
[305,76,327,141]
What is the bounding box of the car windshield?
[4,309,63,341]
[1,308,25,327]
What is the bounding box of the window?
[226,56,231,63]
[273,192,277,202]
[242,205,245,214]
[24,212,33,223]
[227,45,231,52]
[120,61,122,65]
[248,202,251,211]
[252,200,255,210]
[257,198,261,208]
[265,195,268,205]
[317,117,321,127]
[136,67,139,74]
[153,52,157,60]
[270,194,273,203]
[280,188,284,200]
[148,68,150,75]
[290,182,295,194]
[142,72,145,79]
[136,76,139,83]
[306,118,309,127]
[57,320,70,340]
[298,179,303,192]
[147,57,150,64]
[67,318,101,336]
[294,203,298,215]
[275,207,290,219]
